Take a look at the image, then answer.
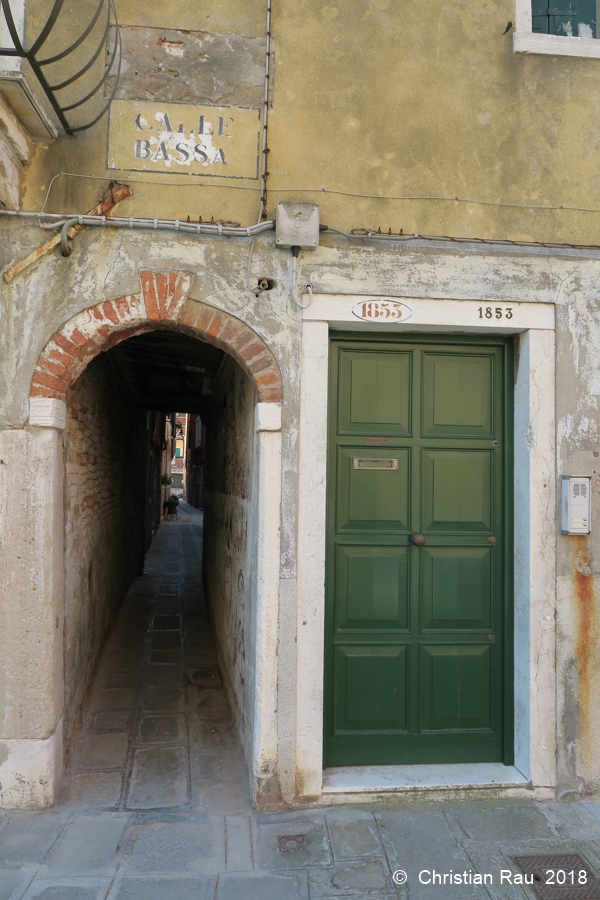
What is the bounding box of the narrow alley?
[60,502,251,817]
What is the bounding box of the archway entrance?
[27,270,283,809]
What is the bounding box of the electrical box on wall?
[275,202,320,249]
[561,476,591,534]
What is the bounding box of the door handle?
[411,533,426,546]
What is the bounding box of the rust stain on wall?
[573,535,596,766]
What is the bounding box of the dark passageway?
[59,326,257,813]
[59,502,251,813]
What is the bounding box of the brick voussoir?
[216,316,247,346]
[259,385,283,402]
[53,333,87,362]
[140,270,160,320]
[114,296,131,320]
[244,349,273,374]
[38,357,70,381]
[254,370,282,388]
[32,369,70,393]
[48,346,75,369]
[30,385,63,400]
[165,272,193,320]
[101,301,120,326]
[206,310,229,339]
[228,327,257,355]
[154,272,170,317]
[180,302,217,334]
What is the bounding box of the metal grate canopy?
[0,0,121,134]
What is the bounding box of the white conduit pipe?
[0,211,275,255]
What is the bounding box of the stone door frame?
[296,295,557,803]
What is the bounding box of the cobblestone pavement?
[3,504,600,899]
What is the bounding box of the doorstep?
[322,763,531,797]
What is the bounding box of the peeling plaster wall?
[108,26,266,108]
[555,290,600,798]
[63,354,145,748]
[203,356,256,761]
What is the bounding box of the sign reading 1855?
[478,306,513,319]
[352,300,412,321]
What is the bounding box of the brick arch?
[30,269,283,404]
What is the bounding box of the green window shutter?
[549,0,596,36]
[532,0,550,33]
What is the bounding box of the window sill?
[513,30,600,57]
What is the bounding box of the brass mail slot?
[352,457,398,470]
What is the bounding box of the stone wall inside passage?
[63,354,145,748]
[203,356,256,762]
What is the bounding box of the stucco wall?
[17,0,600,245]
[555,292,600,798]
[203,356,256,763]
[63,354,145,748]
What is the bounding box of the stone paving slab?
[123,820,226,875]
[0,868,34,900]
[40,815,128,875]
[70,734,129,771]
[58,773,123,810]
[445,800,556,842]
[586,802,600,822]
[142,687,185,714]
[107,875,216,899]
[92,710,136,733]
[189,721,239,751]
[0,814,65,868]
[144,665,184,688]
[224,816,253,872]
[136,715,187,745]
[308,858,393,897]
[254,816,332,870]
[324,808,382,862]
[376,805,489,899]
[216,871,308,900]
[21,879,113,900]
[126,747,189,810]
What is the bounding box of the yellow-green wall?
[21,0,600,243]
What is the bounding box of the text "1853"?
[479,306,513,319]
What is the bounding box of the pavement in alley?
[3,503,600,899]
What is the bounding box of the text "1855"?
[352,300,412,321]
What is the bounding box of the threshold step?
[322,763,530,794]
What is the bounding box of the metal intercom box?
[561,476,591,534]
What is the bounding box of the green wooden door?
[325,335,513,766]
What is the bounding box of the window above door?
[514,0,600,56]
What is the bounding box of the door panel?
[339,350,412,435]
[334,644,409,731]
[420,547,492,631]
[422,353,493,437]
[325,335,511,767]
[337,447,410,532]
[420,644,493,731]
[335,545,410,631]
[421,449,492,532]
